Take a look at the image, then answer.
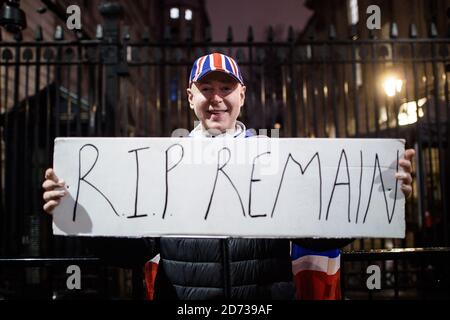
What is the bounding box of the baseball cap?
[189,52,244,85]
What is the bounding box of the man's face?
[187,72,246,133]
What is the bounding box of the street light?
[382,75,403,97]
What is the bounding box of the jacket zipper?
[222,239,231,298]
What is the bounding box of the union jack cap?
[189,52,244,85]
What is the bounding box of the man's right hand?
[42,168,66,214]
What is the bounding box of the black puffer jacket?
[88,236,352,300]
[155,238,295,299]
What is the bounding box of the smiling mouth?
[209,110,227,117]
[209,110,227,114]
[209,111,227,121]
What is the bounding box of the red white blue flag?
[291,244,341,300]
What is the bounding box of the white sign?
[53,138,406,238]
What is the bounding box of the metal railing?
[0,256,144,299]
[0,247,448,299]
[341,247,450,300]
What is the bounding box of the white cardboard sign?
[53,137,406,238]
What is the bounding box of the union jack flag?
[189,52,244,85]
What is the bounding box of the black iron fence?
[0,256,144,299]
[0,247,449,300]
[0,5,449,298]
[341,247,450,300]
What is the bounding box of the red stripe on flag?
[144,261,159,300]
[213,53,223,70]
[293,270,341,300]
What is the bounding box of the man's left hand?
[396,149,415,198]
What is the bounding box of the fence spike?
[0,28,2,42]
[54,25,64,40]
[328,24,336,40]
[409,23,417,38]
[390,22,398,38]
[204,26,212,42]
[247,26,254,42]
[287,26,294,42]
[185,25,193,42]
[429,22,438,38]
[307,25,315,40]
[227,26,233,42]
[349,24,357,39]
[34,25,43,41]
[96,24,103,39]
[164,26,171,41]
[123,25,130,41]
[267,26,274,42]
[142,27,150,41]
